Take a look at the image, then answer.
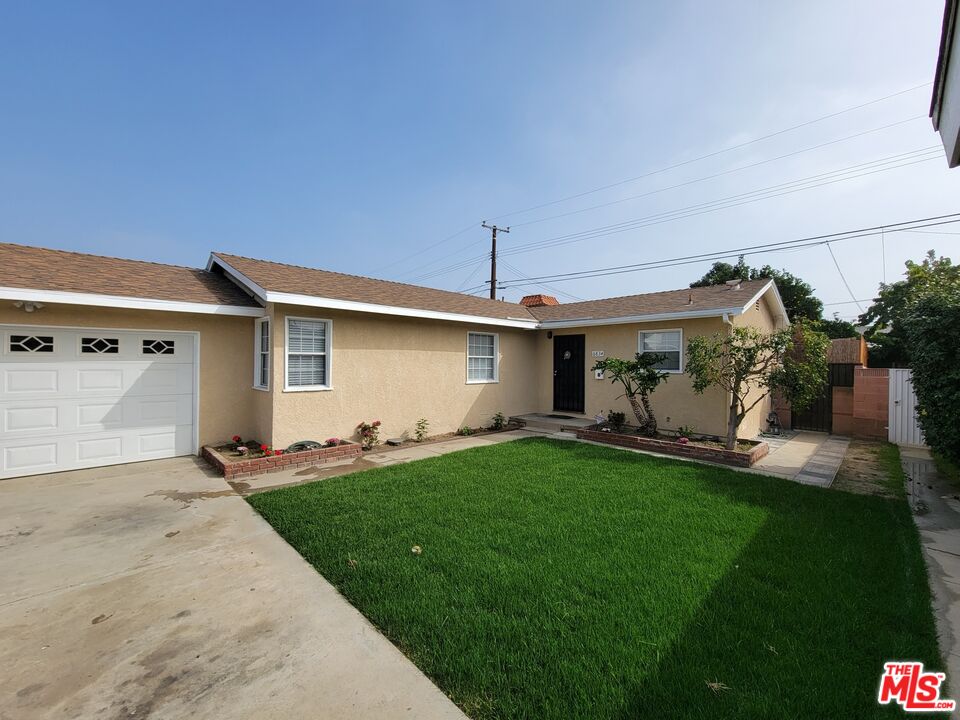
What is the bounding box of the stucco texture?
[732,292,784,438]
[534,318,731,437]
[0,303,259,448]
[267,304,540,448]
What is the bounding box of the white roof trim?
[209,254,789,330]
[0,286,265,317]
[209,255,540,329]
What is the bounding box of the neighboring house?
[932,0,960,167]
[0,243,787,479]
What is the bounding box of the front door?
[553,334,585,413]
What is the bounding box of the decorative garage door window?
[9,335,54,352]
[638,330,682,372]
[81,337,119,354]
[142,339,175,355]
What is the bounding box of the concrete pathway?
[0,458,466,720]
[902,446,960,691]
[751,431,848,487]
[233,428,546,494]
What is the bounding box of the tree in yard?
[592,353,669,437]
[691,256,824,322]
[686,322,829,450]
[816,317,858,339]
[900,272,960,463]
[859,250,960,367]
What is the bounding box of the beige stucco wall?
[0,303,260,448]
[266,304,540,448]
[732,291,785,438]
[533,317,731,437]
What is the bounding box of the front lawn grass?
[248,437,940,719]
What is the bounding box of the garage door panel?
[1,326,197,479]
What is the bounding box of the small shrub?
[457,426,475,436]
[415,418,429,442]
[491,411,507,431]
[357,420,382,449]
[325,438,341,447]
[676,424,696,438]
[607,410,627,433]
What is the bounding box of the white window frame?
[466,331,499,384]
[284,316,333,392]
[638,328,683,373]
[253,317,270,391]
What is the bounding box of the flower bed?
[575,424,768,468]
[202,441,361,479]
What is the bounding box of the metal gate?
[792,387,832,432]
[889,369,926,447]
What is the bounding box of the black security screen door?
[553,334,585,413]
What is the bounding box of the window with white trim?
[254,318,270,390]
[638,329,682,372]
[285,317,331,389]
[467,332,498,383]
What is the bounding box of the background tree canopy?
[690,256,844,335]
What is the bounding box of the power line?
[369,222,476,276]
[483,82,933,223]
[827,244,864,313]
[454,258,489,292]
[459,214,960,290]
[509,115,925,229]
[498,259,584,302]
[411,147,942,282]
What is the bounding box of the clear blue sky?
[2,1,959,318]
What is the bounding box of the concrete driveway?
[0,458,465,720]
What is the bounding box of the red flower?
[232,435,241,442]
[373,420,381,427]
[274,449,283,456]
[260,444,268,452]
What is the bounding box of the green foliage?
[815,317,858,339]
[675,424,696,438]
[593,354,669,436]
[686,322,828,449]
[457,426,475,436]
[414,417,430,442]
[606,410,627,433]
[859,250,960,367]
[491,411,507,431]
[903,288,960,464]
[356,419,382,449]
[690,256,823,322]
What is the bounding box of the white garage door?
[1,325,197,479]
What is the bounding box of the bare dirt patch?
[833,439,899,497]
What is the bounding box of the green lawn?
[248,437,941,719]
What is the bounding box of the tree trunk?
[627,394,657,437]
[725,397,739,451]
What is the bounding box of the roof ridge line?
[0,242,207,273]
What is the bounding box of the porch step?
[509,413,596,433]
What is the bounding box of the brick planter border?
[202,442,362,480]
[575,425,768,468]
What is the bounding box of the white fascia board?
[265,291,539,329]
[206,255,269,304]
[0,286,265,317]
[740,279,790,326]
[538,307,746,329]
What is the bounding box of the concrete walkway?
[751,431,849,487]
[903,446,960,691]
[232,429,546,494]
[0,458,466,720]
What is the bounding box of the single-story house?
[932,0,960,167]
[0,242,787,479]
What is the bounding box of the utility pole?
[481,221,509,300]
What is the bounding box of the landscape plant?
[686,321,828,450]
[606,410,627,433]
[356,420,382,449]
[457,426,475,436]
[592,354,669,436]
[491,411,507,431]
[414,418,429,442]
